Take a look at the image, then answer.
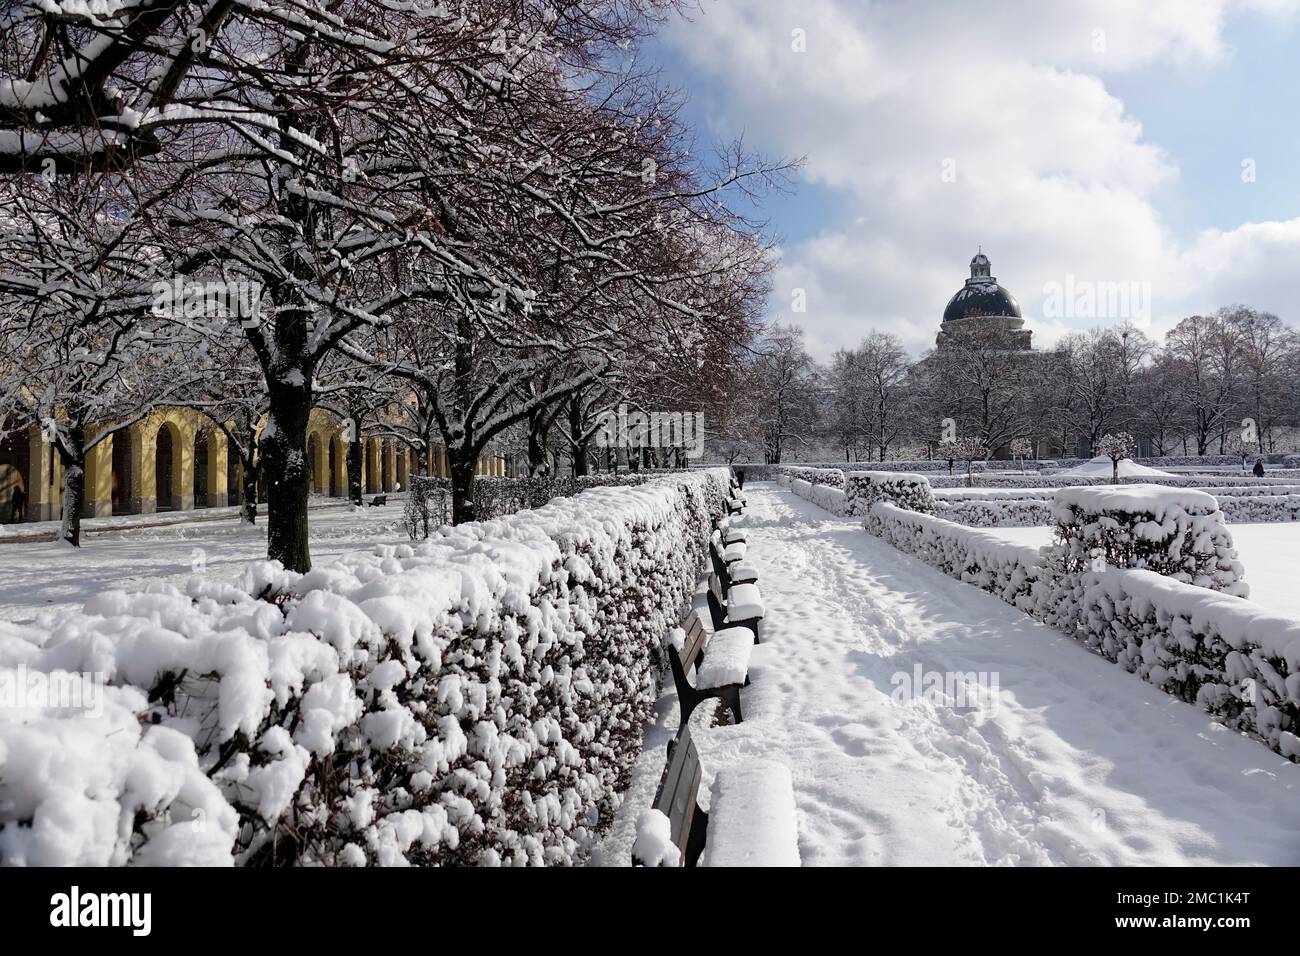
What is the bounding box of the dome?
[936,250,1032,350]
[942,252,1021,324]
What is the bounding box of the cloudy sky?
[654,0,1300,357]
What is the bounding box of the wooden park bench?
[706,573,764,643]
[631,724,800,867]
[368,494,387,507]
[667,609,753,727]
[710,533,757,594]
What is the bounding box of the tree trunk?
[449,447,477,524]
[1112,458,1120,484]
[262,382,312,573]
[241,457,259,524]
[58,424,86,548]
[348,435,363,506]
[527,407,547,476]
[568,397,589,476]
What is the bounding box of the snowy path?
[599,483,1300,866]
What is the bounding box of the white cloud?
[669,0,1300,356]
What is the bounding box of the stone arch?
[154,421,182,511]
[111,428,134,515]
[0,428,30,523]
[365,438,380,494]
[194,428,210,507]
[307,432,324,495]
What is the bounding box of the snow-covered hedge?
[0,469,730,866]
[864,494,1300,759]
[866,503,1043,609]
[930,473,1297,490]
[1046,485,1247,597]
[1076,570,1300,757]
[789,479,848,516]
[404,472,673,535]
[933,497,1054,528]
[845,471,935,517]
[777,465,845,489]
[1216,494,1300,523]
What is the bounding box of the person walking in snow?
[1253,458,1266,478]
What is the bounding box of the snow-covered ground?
[1053,456,1174,478]
[0,500,407,624]
[983,523,1300,621]
[598,483,1300,866]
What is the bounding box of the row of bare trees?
[717,307,1300,463]
[0,0,789,567]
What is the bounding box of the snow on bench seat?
[696,626,755,689]
[724,583,765,622]
[728,563,758,585]
[701,761,800,867]
[722,540,747,563]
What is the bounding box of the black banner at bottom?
[0,865,1282,943]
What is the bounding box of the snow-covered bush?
[1216,494,1300,523]
[933,497,1054,528]
[789,479,847,515]
[403,472,666,537]
[866,503,1043,610]
[844,471,935,517]
[1046,485,1247,598]
[1075,570,1300,757]
[864,496,1300,760]
[0,469,730,866]
[778,465,845,489]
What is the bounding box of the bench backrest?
[673,610,708,674]
[654,724,706,866]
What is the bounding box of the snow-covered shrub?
[844,471,935,516]
[1075,570,1300,757]
[1046,485,1247,597]
[0,469,730,866]
[933,497,1054,528]
[866,503,1043,610]
[778,465,845,489]
[864,488,1300,761]
[1216,494,1300,523]
[789,479,847,515]
[403,473,666,537]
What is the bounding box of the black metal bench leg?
[724,685,743,724]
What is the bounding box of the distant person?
[735,467,745,489]
[9,485,26,523]
[1253,458,1266,478]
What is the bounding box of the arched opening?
[155,425,177,512]
[194,429,209,508]
[0,429,30,524]
[307,433,322,495]
[226,436,241,505]
[111,430,133,515]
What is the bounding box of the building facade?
[0,407,507,524]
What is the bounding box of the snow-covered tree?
[1096,431,1136,484]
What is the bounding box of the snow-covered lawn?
[0,501,407,624]
[983,522,1300,621]
[599,483,1300,866]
